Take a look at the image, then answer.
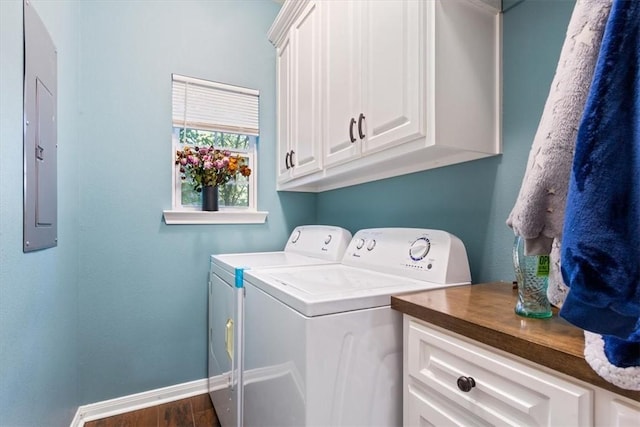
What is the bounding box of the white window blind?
[172,74,259,136]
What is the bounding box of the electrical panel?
[23,0,57,252]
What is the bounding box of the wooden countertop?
[391,282,640,402]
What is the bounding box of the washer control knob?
[409,237,431,261]
[291,230,301,243]
[324,235,332,245]
[355,238,365,250]
[366,239,376,251]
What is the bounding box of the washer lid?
[245,264,464,317]
[212,252,336,277]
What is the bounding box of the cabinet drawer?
[407,319,592,426]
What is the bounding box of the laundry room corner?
[73,0,317,406]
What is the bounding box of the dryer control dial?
[324,235,332,245]
[366,239,376,251]
[291,230,301,243]
[355,238,365,250]
[409,237,431,261]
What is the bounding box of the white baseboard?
[70,378,209,427]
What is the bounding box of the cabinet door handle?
[290,150,295,167]
[358,113,366,139]
[285,151,291,169]
[456,376,476,392]
[349,118,357,143]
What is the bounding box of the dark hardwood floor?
[84,393,221,427]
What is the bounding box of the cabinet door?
[276,36,292,185]
[290,1,322,178]
[595,389,640,427]
[322,0,362,168]
[360,0,425,155]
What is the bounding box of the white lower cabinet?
[404,316,640,427]
[595,389,640,427]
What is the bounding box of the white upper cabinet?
[269,0,502,192]
[322,0,361,167]
[274,1,323,185]
[359,0,424,154]
[275,35,291,183]
[323,0,424,168]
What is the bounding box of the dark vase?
[202,185,219,211]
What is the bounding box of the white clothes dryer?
[208,225,352,427]
[242,228,471,427]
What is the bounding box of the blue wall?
[74,0,316,404]
[0,0,575,425]
[318,0,575,285]
[1,1,80,425]
[1,0,316,423]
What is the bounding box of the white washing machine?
[242,228,471,427]
[208,225,352,427]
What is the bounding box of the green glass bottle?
[512,236,553,318]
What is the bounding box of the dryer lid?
[210,225,352,277]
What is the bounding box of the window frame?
[163,75,267,225]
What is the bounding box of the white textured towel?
[507,0,612,256]
[584,332,640,391]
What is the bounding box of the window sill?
[163,210,268,225]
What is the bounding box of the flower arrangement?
[175,146,251,191]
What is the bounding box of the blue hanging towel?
[560,0,640,374]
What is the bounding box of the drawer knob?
[456,376,476,392]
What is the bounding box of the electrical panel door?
[23,0,57,252]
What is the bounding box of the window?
[173,128,256,209]
[164,74,267,224]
